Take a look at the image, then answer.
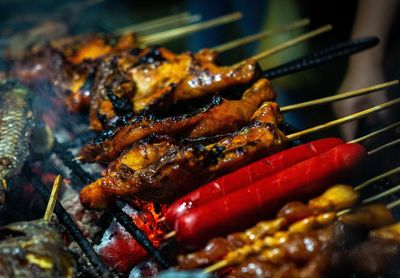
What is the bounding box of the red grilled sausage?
[174,143,367,249]
[165,138,345,227]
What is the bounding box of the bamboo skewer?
[287,97,400,140]
[141,12,242,46]
[363,183,400,204]
[368,138,400,155]
[239,24,332,65]
[387,198,400,209]
[356,166,400,191]
[350,121,400,143]
[43,175,63,222]
[114,12,202,35]
[211,18,310,53]
[281,80,399,112]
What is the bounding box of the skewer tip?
[43,175,63,222]
[163,231,176,240]
[1,179,6,190]
[73,156,84,161]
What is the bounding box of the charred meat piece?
[79,101,287,208]
[89,48,260,130]
[0,220,75,277]
[12,33,138,112]
[80,78,276,163]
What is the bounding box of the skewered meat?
[0,220,75,277]
[12,33,138,111]
[177,185,360,269]
[80,78,276,163]
[80,100,287,208]
[229,207,397,278]
[173,143,366,249]
[165,138,345,228]
[82,46,259,130]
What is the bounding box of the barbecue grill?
[1,5,400,278]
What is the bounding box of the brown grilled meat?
[89,48,260,130]
[80,100,287,208]
[0,220,75,277]
[81,78,275,163]
[12,33,138,112]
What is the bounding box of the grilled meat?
[80,100,287,208]
[80,78,275,163]
[178,185,360,269]
[89,47,259,130]
[12,33,138,112]
[0,220,75,277]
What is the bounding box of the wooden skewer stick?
[355,166,400,191]
[43,175,63,222]
[238,24,332,65]
[141,12,242,46]
[163,230,176,240]
[281,80,399,112]
[211,18,310,53]
[350,121,400,143]
[114,12,201,35]
[368,138,400,155]
[287,97,400,140]
[363,183,400,204]
[387,198,400,209]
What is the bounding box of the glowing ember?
[96,201,166,273]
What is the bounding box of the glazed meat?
[80,100,287,208]
[178,185,360,269]
[89,47,260,130]
[0,220,75,277]
[81,78,276,163]
[12,33,138,112]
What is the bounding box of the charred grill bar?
[30,176,113,277]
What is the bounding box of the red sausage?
[174,143,366,249]
[165,138,344,227]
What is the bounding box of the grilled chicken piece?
[80,101,287,208]
[12,33,138,112]
[80,78,276,163]
[0,220,75,277]
[89,47,260,130]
